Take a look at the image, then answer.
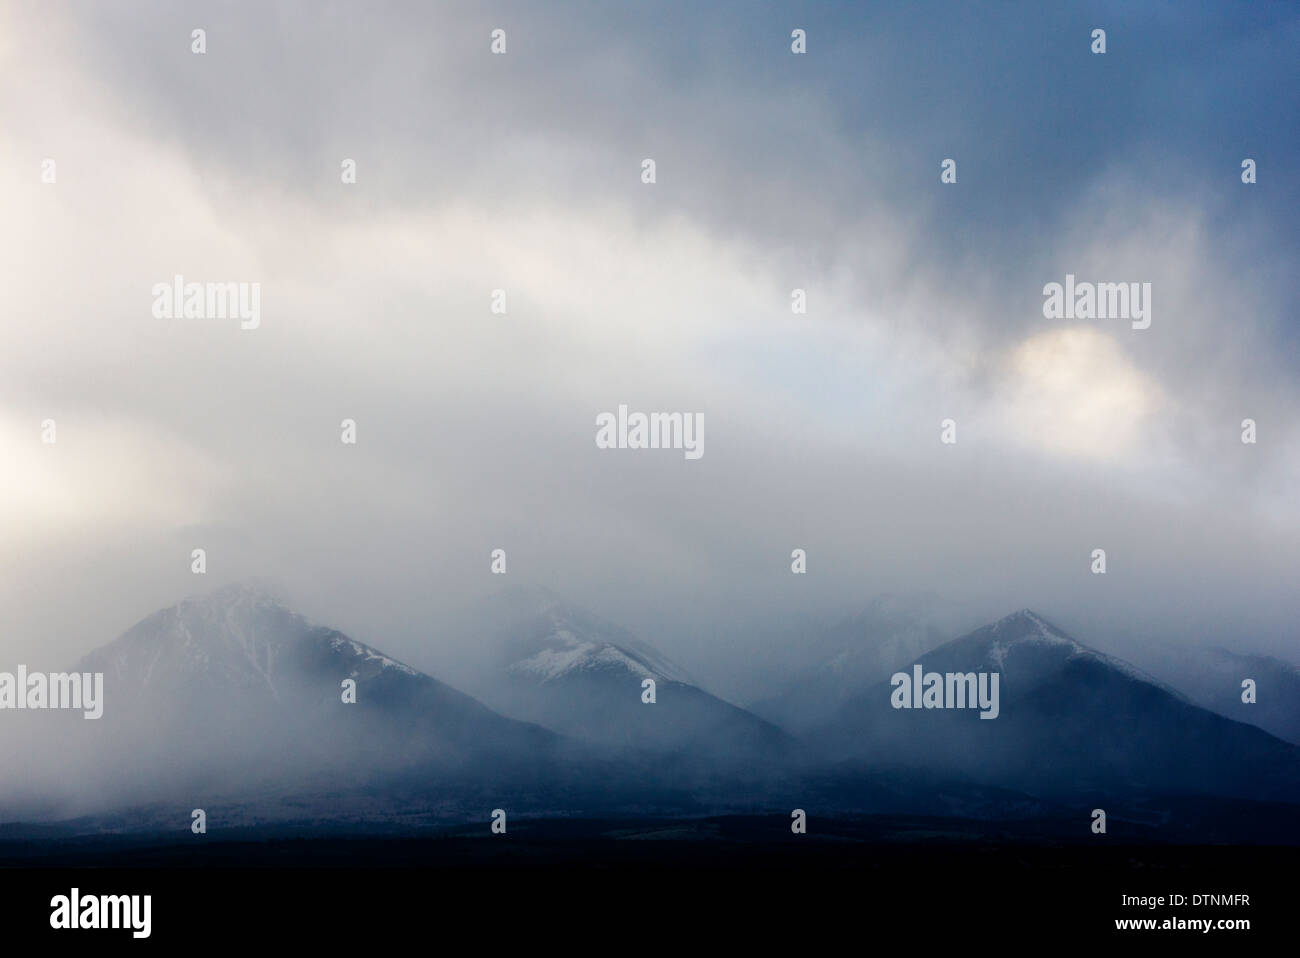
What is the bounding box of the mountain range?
[2,584,1296,842]
[451,587,790,767]
[17,584,563,817]
[814,609,1300,804]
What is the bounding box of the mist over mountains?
[444,586,790,767]
[1,583,1296,844]
[748,593,985,731]
[1118,641,1300,747]
[815,610,1300,802]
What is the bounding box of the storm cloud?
[2,1,1297,703]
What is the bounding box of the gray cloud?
[2,1,1297,703]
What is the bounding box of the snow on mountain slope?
[82,582,420,697]
[465,588,788,762]
[976,610,1179,693]
[817,609,1300,803]
[504,610,695,686]
[56,583,560,809]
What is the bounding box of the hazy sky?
[2,1,1297,698]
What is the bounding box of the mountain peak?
[989,608,1071,638]
[980,610,1081,668]
[80,581,423,696]
[505,604,695,686]
[961,610,1179,693]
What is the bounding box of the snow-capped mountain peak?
[972,609,1176,692]
[81,582,418,694]
[986,609,1078,666]
[505,608,693,685]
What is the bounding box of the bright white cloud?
[996,326,1163,462]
